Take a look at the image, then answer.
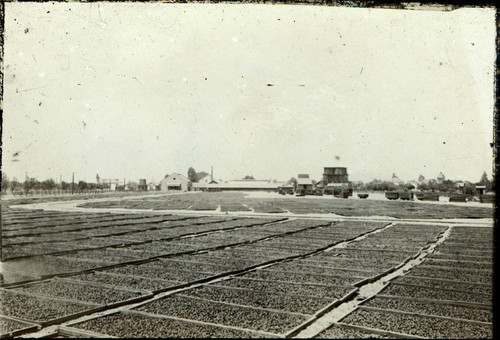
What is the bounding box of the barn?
[160,173,192,192]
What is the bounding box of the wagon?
[385,191,399,200]
[422,192,440,201]
[479,194,494,203]
[398,191,413,200]
[449,194,468,203]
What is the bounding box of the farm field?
[0,192,494,338]
[79,192,494,219]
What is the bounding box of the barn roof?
[297,177,313,185]
[163,173,190,181]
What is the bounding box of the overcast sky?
[3,3,495,184]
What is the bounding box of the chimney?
[211,166,213,181]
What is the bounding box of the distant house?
[147,182,160,191]
[198,175,211,184]
[198,175,220,185]
[160,173,192,192]
[193,175,223,191]
[437,172,445,184]
[296,174,314,195]
[315,180,325,190]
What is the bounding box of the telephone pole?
[71,172,75,195]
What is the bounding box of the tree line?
[1,173,113,195]
[1,170,493,196]
[351,172,493,194]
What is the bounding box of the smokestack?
[211,166,213,181]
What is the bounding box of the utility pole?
[71,172,75,195]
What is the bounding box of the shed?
[296,175,314,195]
[147,182,160,191]
[475,185,487,196]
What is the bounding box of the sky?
[2,3,496,184]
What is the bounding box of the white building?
[160,173,192,191]
[147,182,160,191]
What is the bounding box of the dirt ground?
[0,192,493,338]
